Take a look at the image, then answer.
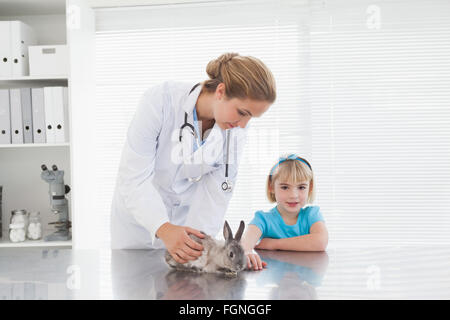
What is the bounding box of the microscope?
[40,164,71,241]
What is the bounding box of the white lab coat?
[110,81,248,249]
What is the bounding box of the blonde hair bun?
[206,53,239,79]
[203,52,276,103]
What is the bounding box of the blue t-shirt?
[249,205,325,240]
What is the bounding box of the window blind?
[92,0,450,249]
[307,0,450,245]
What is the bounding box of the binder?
[35,282,48,300]
[63,86,69,142]
[53,86,69,143]
[0,283,11,300]
[12,283,25,300]
[9,89,23,144]
[10,21,36,77]
[21,88,33,143]
[0,21,11,77]
[31,88,46,143]
[0,21,36,77]
[0,89,11,144]
[43,87,55,143]
[24,282,36,300]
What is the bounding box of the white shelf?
[0,0,66,16]
[0,0,75,251]
[0,76,68,89]
[0,143,70,149]
[0,75,68,81]
[0,231,72,248]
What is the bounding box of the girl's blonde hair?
[266,155,316,204]
[202,52,276,103]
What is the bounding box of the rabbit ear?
[234,221,245,242]
[223,220,233,242]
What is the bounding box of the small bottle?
[9,209,28,243]
[27,211,42,240]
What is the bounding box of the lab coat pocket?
[183,169,231,237]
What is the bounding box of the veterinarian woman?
[111,53,276,264]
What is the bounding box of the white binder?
[63,86,69,142]
[12,283,25,300]
[31,88,46,143]
[51,87,69,143]
[43,87,55,144]
[21,88,33,143]
[0,21,36,77]
[35,282,48,300]
[10,21,37,77]
[52,87,64,143]
[0,89,11,144]
[0,283,11,300]
[0,22,11,77]
[9,89,23,144]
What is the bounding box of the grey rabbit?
[164,220,246,276]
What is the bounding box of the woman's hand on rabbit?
[157,222,205,264]
[245,250,268,271]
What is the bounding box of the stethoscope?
[178,83,233,192]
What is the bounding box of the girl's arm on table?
[255,221,328,252]
[240,224,267,270]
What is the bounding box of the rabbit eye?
[229,252,234,258]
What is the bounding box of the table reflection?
[110,249,329,300]
[256,250,329,300]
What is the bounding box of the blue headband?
[270,154,312,175]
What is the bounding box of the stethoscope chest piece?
[221,180,232,192]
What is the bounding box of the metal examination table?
[1,245,449,299]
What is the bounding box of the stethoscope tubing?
[179,83,232,191]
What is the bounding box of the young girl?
[240,154,328,270]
